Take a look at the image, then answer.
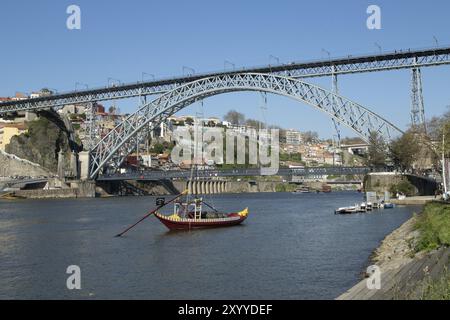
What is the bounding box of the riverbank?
[337,201,450,300]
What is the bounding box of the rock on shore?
[338,212,450,300]
[371,215,424,271]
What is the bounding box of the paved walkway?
[391,196,441,205]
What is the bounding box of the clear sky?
[1,0,450,138]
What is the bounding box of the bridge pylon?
[331,65,341,148]
[410,57,426,132]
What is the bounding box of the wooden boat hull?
[154,212,248,231]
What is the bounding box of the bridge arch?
[89,73,402,178]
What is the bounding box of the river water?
[0,192,421,299]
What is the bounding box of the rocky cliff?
[5,117,70,173]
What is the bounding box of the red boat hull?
[154,212,247,231]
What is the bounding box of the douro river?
[0,192,420,299]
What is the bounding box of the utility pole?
[443,134,447,197]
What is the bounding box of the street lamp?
[224,60,235,71]
[182,66,195,76]
[75,82,89,91]
[108,77,121,88]
[433,36,439,48]
[269,54,280,65]
[321,49,331,60]
[374,42,382,54]
[142,72,155,82]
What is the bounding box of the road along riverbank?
[391,196,442,205]
[337,202,450,300]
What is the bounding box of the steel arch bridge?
[89,73,402,179]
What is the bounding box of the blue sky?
[1,0,450,138]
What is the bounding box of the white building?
[286,130,302,145]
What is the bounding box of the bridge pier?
[201,181,206,194]
[79,151,90,181]
[214,181,219,193]
[70,151,79,179]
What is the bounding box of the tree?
[245,118,264,129]
[223,110,245,126]
[365,131,387,167]
[40,88,54,95]
[389,130,421,171]
[421,108,450,171]
[108,106,116,114]
[151,143,165,154]
[389,179,416,196]
[427,115,450,157]
[302,131,319,143]
[341,136,366,145]
[185,117,194,126]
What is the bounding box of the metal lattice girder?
[88,73,403,179]
[2,47,450,114]
[410,67,426,128]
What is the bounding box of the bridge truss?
[1,46,449,124]
[88,73,403,179]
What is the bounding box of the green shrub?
[415,202,450,252]
[275,183,296,192]
[419,268,450,300]
[389,179,416,196]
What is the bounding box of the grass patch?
[275,183,297,192]
[419,267,450,300]
[415,202,450,252]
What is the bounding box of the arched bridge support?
[89,73,403,179]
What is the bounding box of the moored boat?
[292,187,311,194]
[154,197,249,231]
[335,205,361,214]
[154,209,248,230]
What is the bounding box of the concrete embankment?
[11,180,96,199]
[337,209,450,300]
[364,172,438,196]
[0,150,52,177]
[391,196,442,205]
